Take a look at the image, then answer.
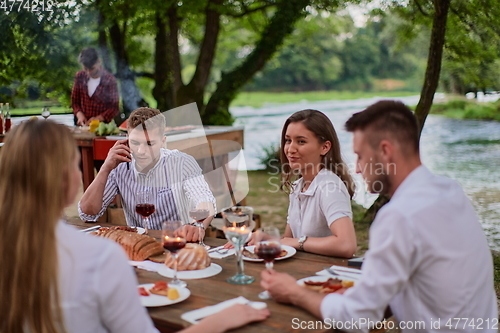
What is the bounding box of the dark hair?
[128,107,165,135]
[78,47,99,69]
[280,109,355,198]
[345,100,419,154]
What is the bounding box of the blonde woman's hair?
[280,109,356,198]
[0,120,75,333]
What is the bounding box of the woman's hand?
[198,304,270,333]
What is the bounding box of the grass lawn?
[231,91,420,108]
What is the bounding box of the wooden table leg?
[80,146,95,190]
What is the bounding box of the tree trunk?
[203,0,311,125]
[367,0,451,222]
[109,21,144,117]
[153,12,175,111]
[414,0,451,136]
[97,13,112,72]
[176,0,222,112]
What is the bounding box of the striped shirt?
[78,148,216,230]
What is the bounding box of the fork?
[324,267,340,276]
[208,246,229,255]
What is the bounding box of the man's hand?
[76,111,87,126]
[101,139,131,173]
[175,224,204,243]
[260,269,302,304]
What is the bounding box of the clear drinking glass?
[254,226,281,299]
[188,201,211,250]
[41,107,50,120]
[162,220,187,287]
[135,190,155,233]
[221,206,254,284]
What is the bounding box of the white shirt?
[79,148,216,229]
[57,221,159,333]
[87,76,101,97]
[287,169,352,238]
[320,166,497,333]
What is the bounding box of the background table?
[73,126,244,191]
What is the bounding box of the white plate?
[138,283,190,307]
[157,263,222,279]
[243,245,297,262]
[135,227,146,235]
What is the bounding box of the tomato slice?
[152,281,168,290]
[138,287,149,296]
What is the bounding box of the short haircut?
[345,100,419,153]
[78,47,99,69]
[127,107,165,136]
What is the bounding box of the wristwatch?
[298,235,308,251]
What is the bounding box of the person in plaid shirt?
[71,47,119,126]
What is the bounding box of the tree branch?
[413,0,430,17]
[226,3,276,18]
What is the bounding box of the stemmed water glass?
[221,206,254,284]
[135,190,155,233]
[254,226,281,299]
[188,202,211,250]
[162,220,187,287]
[41,107,50,120]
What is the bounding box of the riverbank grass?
[232,91,420,108]
[431,97,500,121]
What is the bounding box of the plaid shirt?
[71,70,119,122]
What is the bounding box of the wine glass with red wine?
[188,202,212,250]
[135,190,155,233]
[162,220,187,287]
[255,226,281,299]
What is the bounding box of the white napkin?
[181,297,267,325]
[207,246,235,259]
[316,265,362,281]
[129,260,164,272]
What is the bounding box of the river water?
[231,95,500,250]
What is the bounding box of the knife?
[80,225,102,233]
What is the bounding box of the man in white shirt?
[261,100,497,332]
[79,107,215,241]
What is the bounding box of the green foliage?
[431,98,500,121]
[257,143,281,172]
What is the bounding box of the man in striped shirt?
[78,107,216,241]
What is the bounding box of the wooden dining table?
[67,219,380,333]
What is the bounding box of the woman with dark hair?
[0,120,268,333]
[279,109,356,257]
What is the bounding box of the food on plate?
[92,229,163,261]
[243,248,288,260]
[164,243,211,271]
[303,278,354,294]
[167,288,180,300]
[149,281,169,296]
[145,281,180,300]
[138,287,150,296]
[92,226,138,234]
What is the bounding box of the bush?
[258,143,281,172]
